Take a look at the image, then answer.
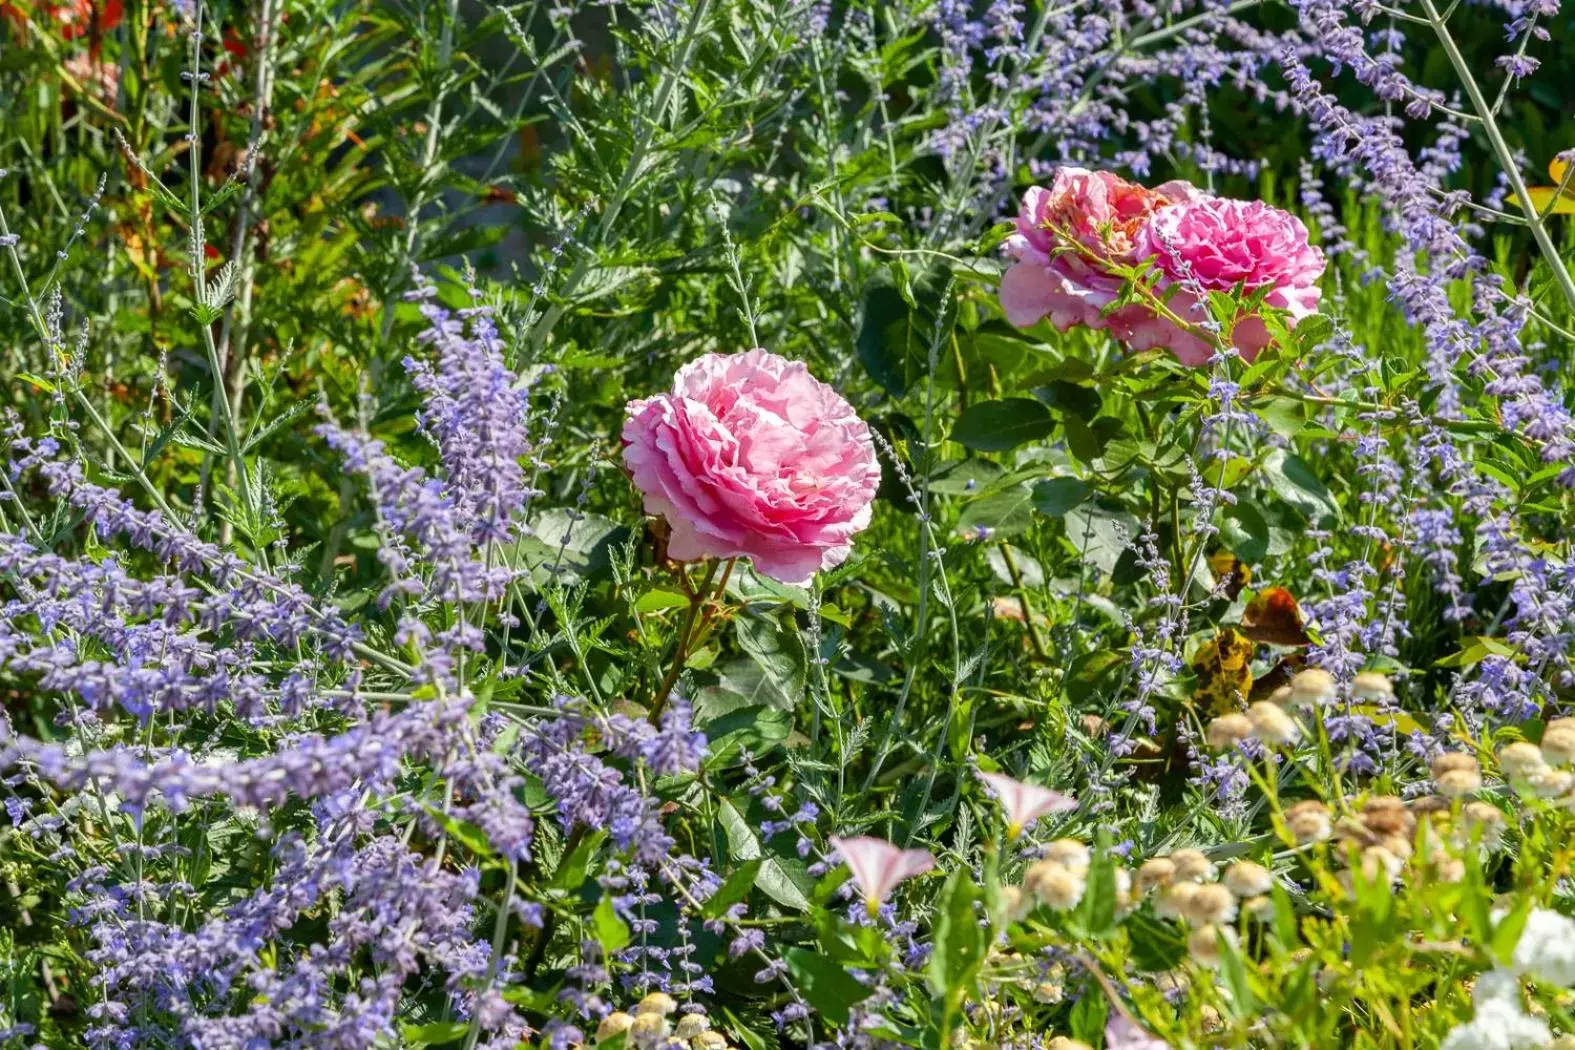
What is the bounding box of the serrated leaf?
[1262,448,1339,523]
[734,610,807,709]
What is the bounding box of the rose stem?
[650,558,722,722]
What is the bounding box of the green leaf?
[1068,990,1108,1043]
[1064,415,1125,465]
[721,1008,771,1050]
[1434,636,1517,669]
[1077,845,1118,939]
[1064,649,1124,707]
[593,895,630,953]
[699,699,792,762]
[856,270,946,396]
[733,611,808,708]
[1271,881,1299,947]
[956,322,1038,380]
[1127,911,1186,971]
[1290,313,1334,356]
[1221,500,1271,563]
[1033,380,1101,420]
[400,1020,470,1046]
[549,829,607,891]
[951,398,1054,452]
[928,871,985,1010]
[977,221,1018,254]
[717,800,812,911]
[635,589,691,613]
[515,510,629,585]
[1492,895,1534,967]
[958,484,1036,538]
[929,458,1004,496]
[1216,929,1259,1017]
[1257,396,1309,440]
[1031,476,1091,517]
[704,859,764,919]
[785,949,873,1026]
[726,565,811,607]
[1262,449,1339,523]
[1065,502,1141,574]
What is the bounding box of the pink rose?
[622,349,881,586]
[1130,197,1326,365]
[999,168,1196,333]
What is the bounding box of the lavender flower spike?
[829,836,934,917]
[976,771,1076,841]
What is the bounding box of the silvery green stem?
[1419,0,1575,318]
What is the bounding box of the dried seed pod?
[1205,713,1253,749]
[1223,860,1274,898]
[1043,838,1091,874]
[1168,848,1215,883]
[1286,800,1333,844]
[1288,667,1336,708]
[597,1013,635,1041]
[1136,857,1176,894]
[1499,741,1548,780]
[1181,883,1238,925]
[1246,701,1300,746]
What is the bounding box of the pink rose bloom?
[1000,168,1198,332]
[1129,197,1326,366]
[622,349,880,586]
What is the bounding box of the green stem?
[525,0,713,350]
[649,559,721,722]
[997,542,1047,660]
[461,859,518,1050]
[1420,0,1575,317]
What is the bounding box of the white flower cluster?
[1439,910,1575,1050]
[1512,909,1575,987]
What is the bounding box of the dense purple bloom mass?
[0,295,573,1048]
[0,285,773,1049]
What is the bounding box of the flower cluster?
[1000,168,1326,365]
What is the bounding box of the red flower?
[2,0,123,40]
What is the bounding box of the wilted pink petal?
[976,771,1076,839]
[830,835,935,915]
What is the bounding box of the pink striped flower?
[829,835,935,916]
[976,771,1077,840]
